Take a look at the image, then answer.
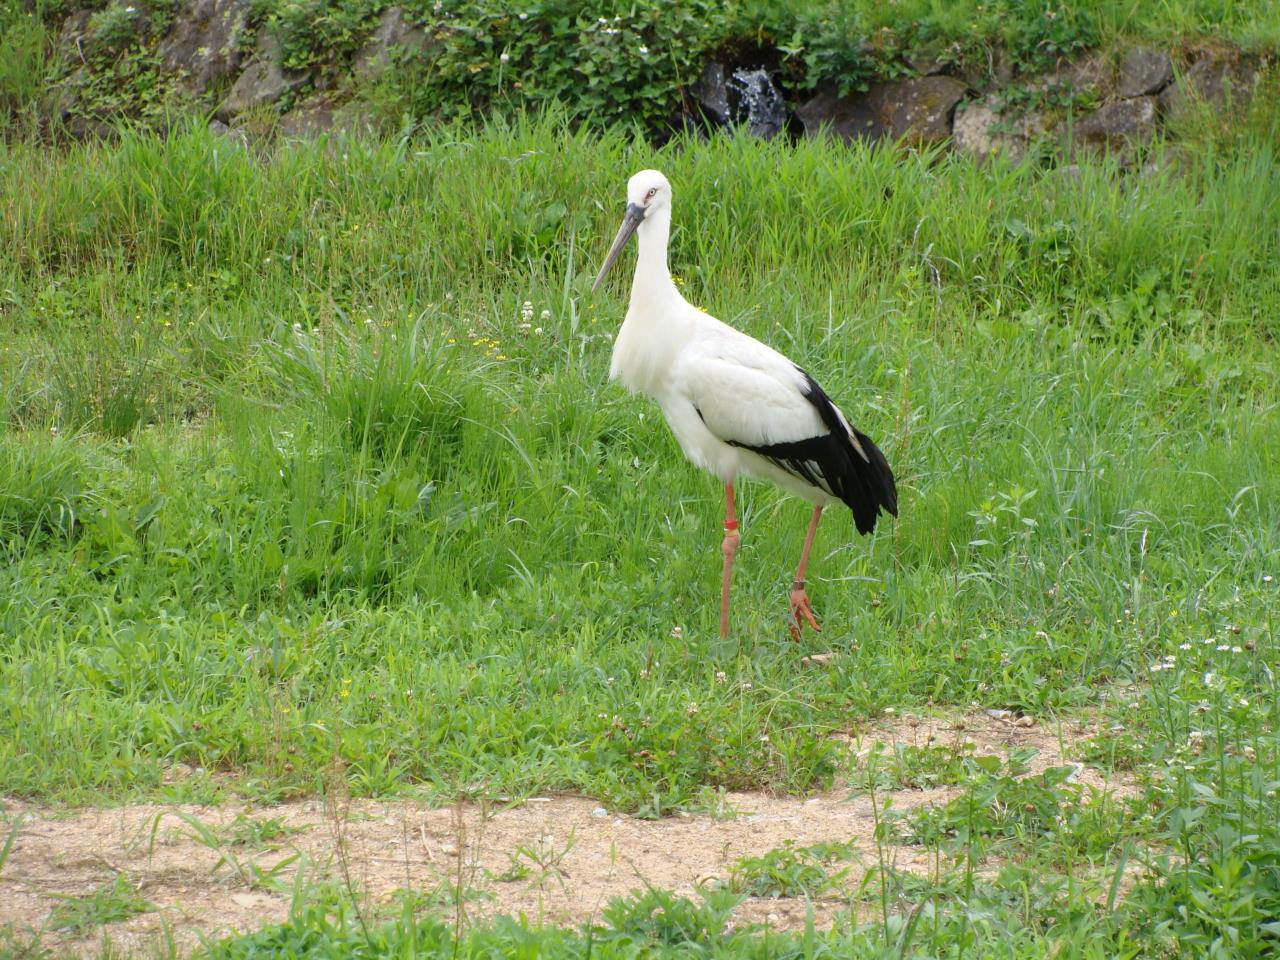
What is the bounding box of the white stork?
[592,169,898,641]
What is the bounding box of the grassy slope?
[1,120,1276,812]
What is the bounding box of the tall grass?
[0,119,1277,816]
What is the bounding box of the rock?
[691,62,732,127]
[277,96,375,138]
[352,6,433,83]
[57,10,93,61]
[208,118,249,148]
[952,97,1048,162]
[798,76,967,146]
[1159,52,1259,120]
[216,31,307,120]
[906,49,948,76]
[277,97,335,137]
[157,0,252,92]
[1071,96,1158,148]
[1118,47,1173,98]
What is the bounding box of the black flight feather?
[726,369,898,536]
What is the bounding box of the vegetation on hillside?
[2,0,1280,136]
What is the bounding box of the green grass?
[2,114,1280,955]
[47,875,155,936]
[1,118,1277,810]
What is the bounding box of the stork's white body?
[611,277,837,506]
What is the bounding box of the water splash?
[729,68,786,139]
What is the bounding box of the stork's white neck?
[629,205,680,311]
[609,201,696,397]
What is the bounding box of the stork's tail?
[842,428,897,536]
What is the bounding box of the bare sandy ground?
[1,711,1134,957]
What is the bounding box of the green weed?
[726,839,856,898]
[47,875,154,935]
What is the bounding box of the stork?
[592,169,898,642]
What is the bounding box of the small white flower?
[714,670,727,684]
[1231,645,1243,653]
[686,702,699,716]
[533,326,543,335]
[540,308,550,320]
[521,300,534,321]
[1264,575,1274,583]
[500,52,510,63]
[1217,644,1230,652]
[670,625,683,639]
[1178,643,1192,650]
[638,45,649,55]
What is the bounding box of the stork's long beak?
[592,202,646,292]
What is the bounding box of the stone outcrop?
[277,96,376,138]
[352,6,434,83]
[1159,51,1260,120]
[1071,96,1159,148]
[952,98,1048,163]
[157,0,252,92]
[1118,47,1173,98]
[216,31,308,121]
[797,76,967,145]
[32,4,1267,163]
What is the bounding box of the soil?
[0,711,1135,957]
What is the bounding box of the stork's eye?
[645,187,658,201]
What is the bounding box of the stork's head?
[592,169,671,292]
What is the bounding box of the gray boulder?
[691,62,732,127]
[157,0,252,92]
[353,6,434,83]
[1070,96,1158,148]
[1118,47,1173,98]
[1159,53,1259,120]
[798,76,966,145]
[277,96,376,138]
[57,11,93,61]
[216,31,308,120]
[952,97,1049,163]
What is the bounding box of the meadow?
[1,116,1279,955]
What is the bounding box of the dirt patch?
[0,712,1134,957]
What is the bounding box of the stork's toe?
[788,587,822,641]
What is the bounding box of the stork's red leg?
[789,505,823,641]
[720,484,740,641]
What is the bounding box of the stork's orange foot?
[788,585,821,641]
